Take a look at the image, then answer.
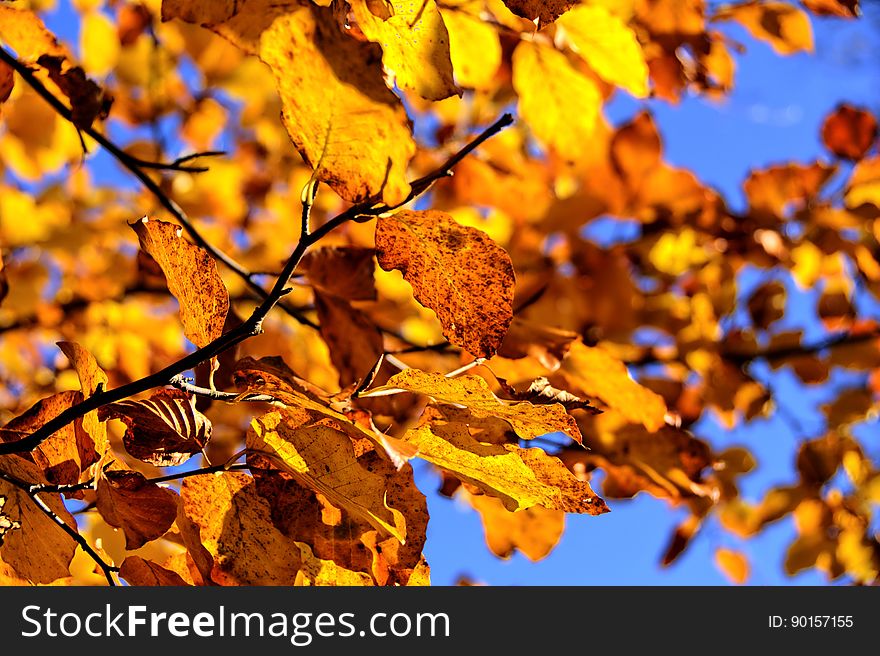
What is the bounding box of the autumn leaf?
[373,369,583,442]
[500,0,578,25]
[314,291,384,388]
[36,54,113,130]
[801,0,859,17]
[260,6,414,204]
[715,1,814,55]
[131,217,229,349]
[301,246,377,301]
[98,389,212,467]
[57,341,109,469]
[0,495,20,546]
[561,342,668,432]
[295,542,375,586]
[350,0,459,101]
[402,417,607,514]
[512,40,602,160]
[467,491,565,562]
[1,391,87,485]
[179,471,301,585]
[0,61,13,104]
[96,469,179,550]
[557,5,649,98]
[119,556,191,587]
[0,5,66,61]
[248,407,407,542]
[715,547,750,584]
[375,209,515,359]
[497,318,578,370]
[0,455,77,583]
[821,103,877,160]
[440,7,501,89]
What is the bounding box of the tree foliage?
[0,0,878,586]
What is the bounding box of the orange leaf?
[120,556,191,586]
[715,547,750,584]
[131,217,229,349]
[96,469,179,550]
[561,342,668,432]
[375,209,515,359]
[821,103,878,160]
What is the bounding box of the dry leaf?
[375,210,515,359]
[96,469,179,549]
[131,217,230,348]
[99,389,212,467]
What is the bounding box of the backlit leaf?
[557,5,649,97]
[374,369,583,442]
[821,103,877,160]
[131,217,229,349]
[375,210,515,359]
[715,1,814,55]
[350,0,459,101]
[512,40,602,160]
[561,342,668,432]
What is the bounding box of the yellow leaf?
[375,210,515,359]
[716,1,814,55]
[162,2,415,205]
[846,156,880,208]
[0,4,66,61]
[260,7,414,204]
[131,217,230,348]
[512,40,602,160]
[648,228,708,276]
[373,369,583,442]
[715,548,750,584]
[561,341,668,432]
[440,8,501,89]
[350,0,459,100]
[294,542,375,586]
[467,491,565,561]
[179,471,301,585]
[248,408,408,542]
[402,419,607,513]
[557,5,649,97]
[57,341,109,468]
[80,11,119,76]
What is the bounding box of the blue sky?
[30,2,880,585]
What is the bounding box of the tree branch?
[0,112,515,456]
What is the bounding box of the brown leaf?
[0,61,12,105]
[120,556,190,586]
[99,389,211,467]
[301,246,377,301]
[0,455,77,583]
[0,495,20,546]
[746,281,786,330]
[821,103,877,160]
[801,0,859,17]
[96,469,179,549]
[1,391,86,485]
[36,55,113,130]
[662,514,702,566]
[498,377,600,415]
[179,471,301,585]
[501,0,578,24]
[375,210,515,358]
[131,217,230,348]
[314,291,384,387]
[57,341,109,470]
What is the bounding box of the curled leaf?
[99,389,211,467]
[96,469,179,550]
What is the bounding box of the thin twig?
[169,374,278,404]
